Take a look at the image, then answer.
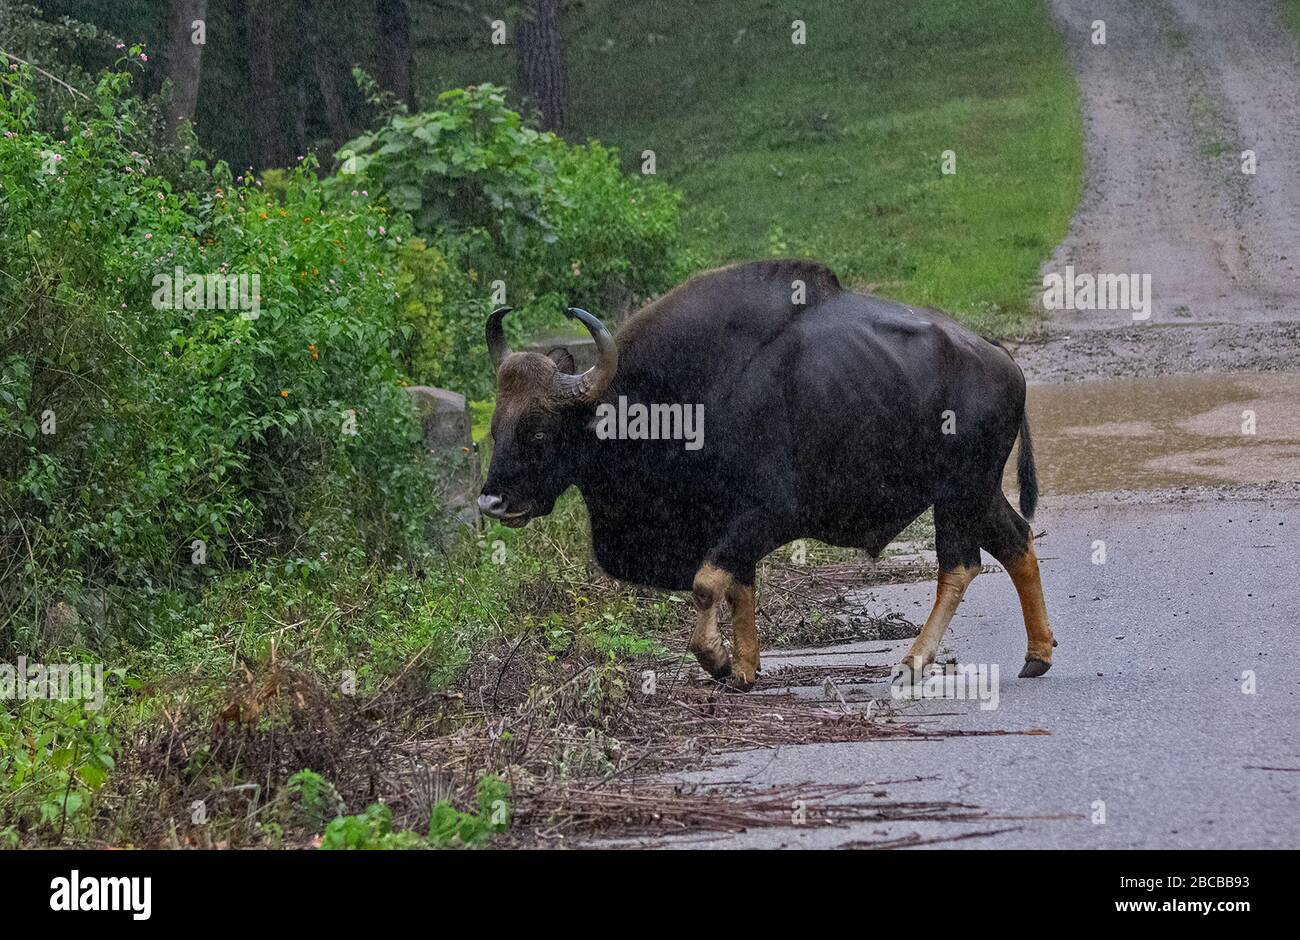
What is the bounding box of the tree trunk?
[161,0,208,137]
[303,0,354,146]
[377,0,415,110]
[243,0,282,168]
[517,0,568,131]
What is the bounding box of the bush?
[329,83,692,397]
[320,774,509,850]
[0,696,117,839]
[0,63,435,651]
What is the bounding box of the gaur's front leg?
[686,563,761,691]
[688,563,733,680]
[689,508,781,690]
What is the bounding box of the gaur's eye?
[533,431,546,441]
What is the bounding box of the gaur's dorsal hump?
[614,258,844,360]
[699,259,842,307]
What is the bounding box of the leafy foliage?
[332,83,691,397]
[0,31,689,849]
[320,802,425,850]
[320,774,509,850]
[0,695,117,838]
[0,62,436,651]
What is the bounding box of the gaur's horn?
[485,306,513,371]
[554,307,618,403]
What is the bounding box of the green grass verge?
[425,0,1083,335]
[1280,1,1300,40]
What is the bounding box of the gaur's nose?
[477,494,506,518]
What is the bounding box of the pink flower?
[144,233,152,239]
[140,53,148,62]
[378,226,386,235]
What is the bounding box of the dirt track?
[1017,0,1300,382]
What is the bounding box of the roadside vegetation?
[1,0,1077,848]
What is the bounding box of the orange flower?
[279,390,289,398]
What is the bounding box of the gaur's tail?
[1017,410,1038,521]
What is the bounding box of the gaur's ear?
[546,346,576,373]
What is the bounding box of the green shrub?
[329,83,691,397]
[427,774,510,847]
[0,697,118,838]
[320,774,509,850]
[0,63,435,651]
[320,802,425,850]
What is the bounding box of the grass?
[424,0,1083,335]
[1281,0,1300,41]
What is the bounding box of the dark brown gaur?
[477,261,1056,690]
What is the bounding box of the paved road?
[666,486,1300,849]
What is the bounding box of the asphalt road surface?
[662,486,1300,849]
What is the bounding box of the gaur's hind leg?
[895,503,982,684]
[981,497,1056,677]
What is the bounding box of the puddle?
[1003,373,1300,495]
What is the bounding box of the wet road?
[1010,373,1300,495]
[668,486,1300,849]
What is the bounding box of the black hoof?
[701,660,731,681]
[1018,658,1052,678]
[725,675,755,693]
[891,660,924,687]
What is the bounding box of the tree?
[303,0,354,147]
[242,0,282,168]
[160,0,208,137]
[377,0,415,110]
[516,0,567,131]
